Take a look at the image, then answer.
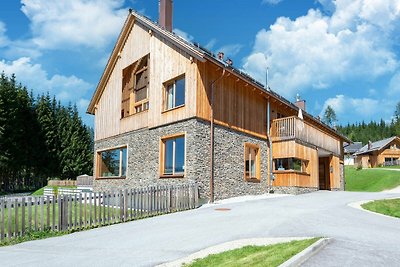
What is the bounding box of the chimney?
[217,52,224,60]
[294,93,306,111]
[368,140,372,150]
[159,0,173,32]
[226,58,233,66]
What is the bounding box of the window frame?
[96,145,128,179]
[160,133,186,178]
[244,143,261,182]
[273,157,309,174]
[163,74,185,112]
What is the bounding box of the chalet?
[87,1,350,201]
[343,142,362,165]
[354,136,400,168]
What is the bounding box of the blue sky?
[0,0,399,126]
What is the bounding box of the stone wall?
[273,186,318,195]
[93,118,270,200]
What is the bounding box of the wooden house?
[87,1,350,201]
[354,137,400,168]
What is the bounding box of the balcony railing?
[271,116,340,155]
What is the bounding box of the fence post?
[1,199,4,241]
[124,189,128,222]
[40,197,44,231]
[34,196,38,231]
[119,190,123,223]
[7,200,12,240]
[28,197,33,232]
[21,197,25,236]
[89,192,93,228]
[58,195,62,231]
[46,196,50,230]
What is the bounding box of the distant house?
[354,136,400,168]
[343,142,362,165]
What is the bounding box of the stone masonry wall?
[93,118,270,200]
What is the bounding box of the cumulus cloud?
[21,0,127,50]
[0,57,92,104]
[319,95,384,120]
[243,0,400,98]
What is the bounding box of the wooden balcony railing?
[271,116,340,155]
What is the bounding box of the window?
[164,75,185,110]
[97,147,127,178]
[161,134,185,177]
[274,158,308,172]
[244,143,260,181]
[121,55,149,118]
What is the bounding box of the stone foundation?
[272,186,318,195]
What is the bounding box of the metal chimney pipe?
[159,0,173,32]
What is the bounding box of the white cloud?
[217,44,243,58]
[0,57,92,104]
[173,28,194,42]
[205,38,217,50]
[243,0,400,98]
[262,0,283,5]
[388,71,400,95]
[0,21,9,48]
[320,95,384,120]
[20,0,127,50]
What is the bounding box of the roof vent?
[159,0,173,32]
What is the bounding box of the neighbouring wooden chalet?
[87,1,350,201]
[354,137,400,168]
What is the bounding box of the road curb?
[279,238,331,267]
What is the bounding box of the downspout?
[210,68,226,203]
[267,99,274,192]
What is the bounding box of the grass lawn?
[345,166,400,192]
[1,201,121,236]
[362,198,400,218]
[185,238,320,267]
[0,229,69,247]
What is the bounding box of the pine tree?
[322,105,337,127]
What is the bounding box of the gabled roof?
[87,9,351,143]
[354,136,400,156]
[344,142,362,154]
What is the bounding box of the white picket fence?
[0,184,199,242]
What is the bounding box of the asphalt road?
[0,190,399,267]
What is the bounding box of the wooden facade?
[88,11,348,193]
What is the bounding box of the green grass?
[345,166,400,192]
[32,186,77,196]
[1,202,120,236]
[362,198,400,218]
[0,229,69,247]
[185,238,320,267]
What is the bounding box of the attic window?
[121,54,150,118]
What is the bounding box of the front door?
[318,157,330,190]
[319,160,326,190]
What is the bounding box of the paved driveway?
[0,191,399,267]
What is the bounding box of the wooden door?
[319,160,326,190]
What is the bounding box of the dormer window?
[121,54,149,118]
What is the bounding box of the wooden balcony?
[271,116,341,155]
